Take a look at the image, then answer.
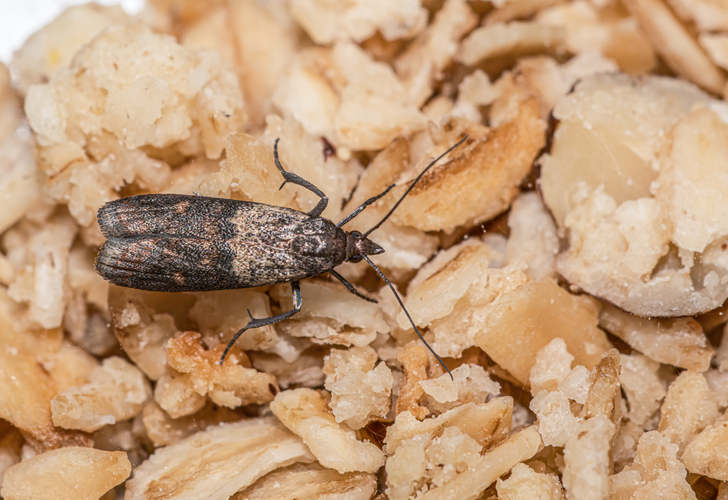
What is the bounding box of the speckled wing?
[95,194,347,292]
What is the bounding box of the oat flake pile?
[1,0,728,498]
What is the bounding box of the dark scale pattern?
[95,194,349,292]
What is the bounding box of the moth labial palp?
[94,135,470,380]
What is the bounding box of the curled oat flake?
[385,398,513,455]
[162,331,278,410]
[561,416,615,500]
[599,304,713,372]
[125,418,315,500]
[418,426,542,500]
[658,371,720,454]
[51,356,151,433]
[233,463,377,500]
[419,364,501,414]
[396,343,430,420]
[323,346,393,430]
[141,401,244,447]
[609,431,696,498]
[290,0,427,45]
[476,277,612,386]
[1,447,130,500]
[270,388,385,474]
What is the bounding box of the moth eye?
[350,231,362,239]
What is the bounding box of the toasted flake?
[291,0,427,44]
[426,427,484,488]
[707,369,728,409]
[323,347,393,429]
[530,390,581,447]
[451,69,499,123]
[190,290,278,351]
[401,239,530,358]
[270,47,342,141]
[580,349,621,423]
[496,463,565,500]
[701,34,728,71]
[599,304,713,372]
[658,371,720,453]
[142,401,244,447]
[420,364,501,415]
[541,74,728,317]
[0,290,92,449]
[7,214,77,329]
[623,0,725,94]
[475,277,612,385]
[535,1,657,75]
[612,420,645,472]
[199,132,295,209]
[10,4,130,95]
[163,331,278,410]
[0,448,130,500]
[273,281,388,347]
[541,73,712,226]
[417,426,542,500]
[486,0,566,25]
[385,426,486,499]
[227,0,294,126]
[395,0,479,107]
[251,349,326,390]
[24,23,244,185]
[181,7,238,68]
[108,287,189,381]
[385,399,513,455]
[385,434,429,500]
[0,135,40,236]
[234,463,377,500]
[558,366,594,405]
[656,109,728,253]
[667,0,728,31]
[125,418,315,500]
[561,416,615,500]
[619,354,666,428]
[530,338,574,396]
[51,356,151,432]
[332,42,426,150]
[609,431,695,498]
[459,22,565,66]
[154,373,207,419]
[390,100,545,233]
[681,410,728,480]
[270,389,384,473]
[397,343,430,420]
[0,62,21,141]
[505,192,559,280]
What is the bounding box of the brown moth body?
[96,195,380,292]
[95,137,467,375]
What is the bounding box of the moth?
[95,136,468,377]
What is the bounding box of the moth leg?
[337,183,396,227]
[274,138,329,217]
[329,269,378,303]
[219,280,303,366]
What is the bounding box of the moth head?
[346,230,384,262]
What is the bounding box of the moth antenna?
[361,254,453,380]
[361,135,469,239]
